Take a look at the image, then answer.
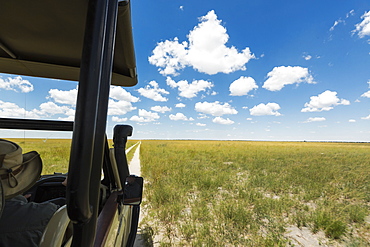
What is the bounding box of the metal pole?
[66,0,117,246]
[80,0,119,245]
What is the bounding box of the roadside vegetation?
[139,140,370,246]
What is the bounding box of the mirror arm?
[113,125,133,186]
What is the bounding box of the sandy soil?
[128,141,141,177]
[127,142,146,247]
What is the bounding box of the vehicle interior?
[0,0,142,246]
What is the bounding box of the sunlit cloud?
[196,123,206,126]
[361,80,370,97]
[303,54,312,60]
[48,87,78,106]
[229,76,258,96]
[361,90,370,98]
[249,103,281,116]
[166,77,213,98]
[137,81,169,102]
[39,102,71,115]
[148,10,255,76]
[262,66,315,91]
[108,99,136,115]
[301,90,350,112]
[151,105,172,113]
[110,86,139,102]
[0,100,40,118]
[130,109,160,122]
[0,75,33,93]
[353,11,370,38]
[330,20,344,32]
[212,116,234,125]
[303,117,326,123]
[175,103,186,108]
[195,101,238,116]
[169,112,194,121]
[112,116,128,122]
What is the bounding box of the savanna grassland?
[7,138,137,174]
[6,138,370,246]
[139,140,370,246]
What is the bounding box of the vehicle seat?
[39,205,72,247]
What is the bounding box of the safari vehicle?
[0,0,143,246]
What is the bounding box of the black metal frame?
[0,118,73,131]
[0,0,136,246]
[66,0,120,246]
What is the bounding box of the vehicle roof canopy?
[0,0,137,86]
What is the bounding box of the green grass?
[139,140,370,246]
[8,138,137,175]
[7,139,370,245]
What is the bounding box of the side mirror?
[123,176,143,205]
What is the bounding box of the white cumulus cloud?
[353,11,370,38]
[262,66,315,91]
[47,85,138,119]
[361,90,370,98]
[151,105,172,113]
[175,103,186,108]
[48,87,78,106]
[0,100,40,118]
[108,99,136,116]
[148,10,255,76]
[0,75,34,93]
[212,116,234,125]
[39,102,71,115]
[195,101,238,116]
[57,108,75,121]
[112,116,128,122]
[304,117,326,123]
[137,81,169,102]
[166,77,213,98]
[196,123,206,126]
[249,103,281,116]
[301,90,350,112]
[130,109,160,122]
[229,76,258,96]
[110,86,139,102]
[169,112,194,121]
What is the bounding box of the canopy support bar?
[66,0,119,246]
[0,40,16,59]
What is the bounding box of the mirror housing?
[123,176,143,205]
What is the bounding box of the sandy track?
[128,141,141,177]
[127,142,146,247]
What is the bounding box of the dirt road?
[127,142,146,246]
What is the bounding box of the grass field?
[139,140,370,246]
[5,138,370,246]
[7,138,137,174]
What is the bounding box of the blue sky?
[1,0,370,141]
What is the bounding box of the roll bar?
[66,0,119,245]
[0,0,138,245]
